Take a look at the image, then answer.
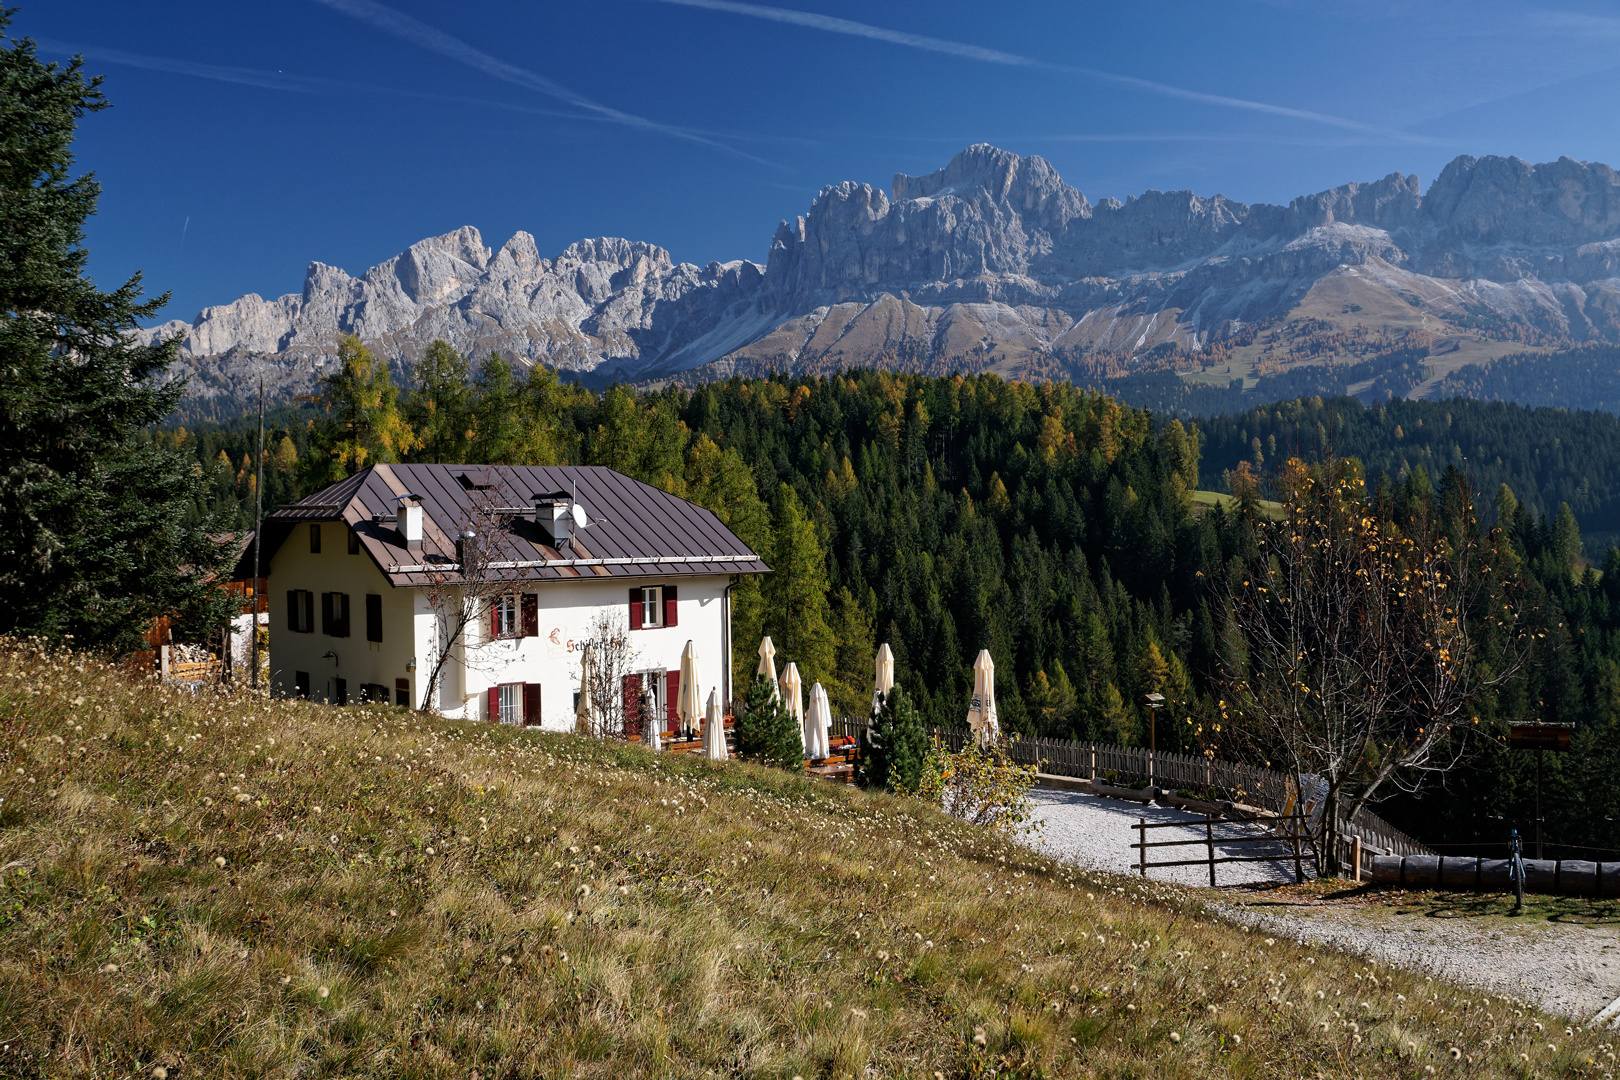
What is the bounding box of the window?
[310,523,321,553]
[497,682,523,723]
[321,592,351,637]
[360,682,389,705]
[294,671,310,699]
[334,678,348,706]
[395,678,410,708]
[286,590,315,633]
[627,585,677,629]
[348,527,361,555]
[491,595,519,639]
[365,594,383,642]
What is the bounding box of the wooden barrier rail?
[1130,812,1310,886]
[830,714,1432,870]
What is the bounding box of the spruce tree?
[405,339,473,464]
[0,20,237,651]
[735,673,803,772]
[861,685,928,793]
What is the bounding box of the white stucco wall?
[269,521,732,732]
[268,520,420,706]
[444,574,732,731]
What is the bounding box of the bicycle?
[1508,828,1526,912]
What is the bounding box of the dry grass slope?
[0,640,1612,1078]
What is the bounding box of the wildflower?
[280,975,291,985]
[214,856,227,869]
[1449,1047,1461,1060]
[102,963,119,974]
[317,986,330,999]
[1231,1034,1242,1046]
[152,1068,168,1079]
[972,1027,987,1046]
[425,847,435,855]
[1168,1032,1181,1043]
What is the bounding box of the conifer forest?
[157,340,1620,861]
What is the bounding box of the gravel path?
[1021,784,1620,1023]
[1024,786,1301,887]
[1220,892,1620,1022]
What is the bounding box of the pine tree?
[0,21,237,651]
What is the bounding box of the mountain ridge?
[143,145,1620,407]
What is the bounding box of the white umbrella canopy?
[807,682,833,760]
[678,639,703,738]
[780,662,806,753]
[966,649,999,746]
[758,636,781,701]
[873,642,895,713]
[704,688,728,760]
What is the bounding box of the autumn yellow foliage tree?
[1217,455,1528,872]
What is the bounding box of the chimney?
[533,491,571,548]
[396,494,423,549]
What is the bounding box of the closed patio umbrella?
[678,639,702,741]
[873,642,895,713]
[758,636,781,701]
[807,681,832,761]
[704,688,728,760]
[966,649,999,746]
[780,662,806,754]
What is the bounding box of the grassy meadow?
[0,640,1612,1078]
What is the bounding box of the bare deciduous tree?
[1216,457,1529,872]
[417,471,527,714]
[577,609,640,739]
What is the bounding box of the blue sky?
[29,0,1620,323]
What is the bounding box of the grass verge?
[0,640,1613,1077]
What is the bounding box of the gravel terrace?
[1024,784,1620,1023]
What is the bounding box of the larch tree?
[0,20,237,652]
[763,483,835,688]
[406,339,474,464]
[302,334,417,487]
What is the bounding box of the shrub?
[860,686,929,793]
[918,736,1039,836]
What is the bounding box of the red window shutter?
[622,674,641,729]
[488,686,500,723]
[321,592,334,635]
[491,598,501,639]
[521,593,539,637]
[666,670,680,728]
[664,584,678,628]
[524,683,541,725]
[628,588,643,630]
[287,591,298,632]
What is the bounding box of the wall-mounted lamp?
[406,657,416,672]
[322,650,339,665]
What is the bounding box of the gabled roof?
[263,463,771,588]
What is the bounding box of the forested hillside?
[1195,395,1620,556]
[1433,343,1620,411]
[153,344,1620,859]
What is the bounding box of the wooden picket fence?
[831,715,1431,868]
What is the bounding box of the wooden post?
[159,644,170,681]
[1137,818,1147,877]
[1206,814,1216,888]
[1090,743,1096,781]
[1291,812,1305,884]
[1352,835,1362,883]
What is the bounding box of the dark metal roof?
[265,464,771,588]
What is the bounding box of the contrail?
[646,0,1421,141]
[36,40,342,94]
[310,0,775,162]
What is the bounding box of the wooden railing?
[832,714,1432,865]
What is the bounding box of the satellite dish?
[570,502,591,530]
